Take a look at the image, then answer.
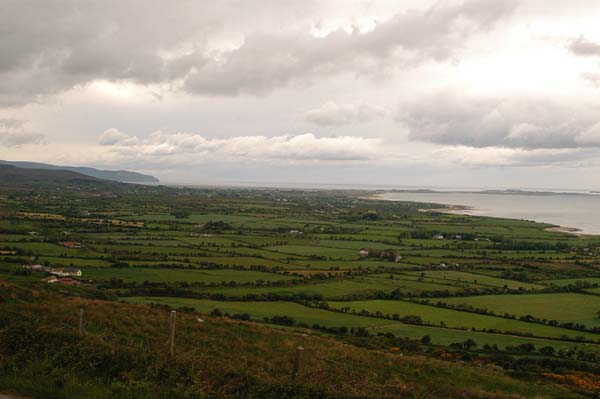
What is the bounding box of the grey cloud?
[508,148,600,167]
[99,128,139,146]
[185,0,518,95]
[303,101,386,126]
[400,91,600,149]
[566,37,600,87]
[0,118,44,146]
[0,0,517,105]
[568,36,600,57]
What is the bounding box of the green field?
[122,296,390,328]
[402,270,545,290]
[437,293,600,328]
[327,299,600,341]
[542,277,600,287]
[193,274,470,299]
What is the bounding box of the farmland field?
[437,293,600,328]
[84,267,296,284]
[2,180,600,398]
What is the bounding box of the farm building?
[49,267,82,277]
[58,241,83,248]
[58,277,81,286]
[64,267,82,277]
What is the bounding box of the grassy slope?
[0,281,588,399]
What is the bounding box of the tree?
[421,335,431,344]
[462,339,477,350]
[170,210,190,219]
[539,346,555,356]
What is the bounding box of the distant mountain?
[0,160,159,183]
[0,164,114,190]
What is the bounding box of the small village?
[21,263,83,286]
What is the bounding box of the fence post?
[291,346,303,380]
[78,308,84,335]
[169,310,176,357]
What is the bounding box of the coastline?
[368,193,474,215]
[422,205,474,215]
[369,192,596,236]
[543,226,588,236]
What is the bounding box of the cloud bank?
[99,129,381,162]
[400,91,600,149]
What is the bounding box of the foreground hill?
[0,281,591,399]
[0,160,158,183]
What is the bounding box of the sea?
[378,190,600,235]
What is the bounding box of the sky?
[1,0,600,189]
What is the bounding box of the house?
[359,248,370,257]
[43,276,58,283]
[58,241,83,249]
[49,267,65,276]
[49,267,81,277]
[433,234,445,240]
[395,255,403,262]
[64,268,82,277]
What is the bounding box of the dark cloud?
[0,0,517,105]
[185,0,518,95]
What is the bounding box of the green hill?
[0,160,158,183]
[0,164,112,190]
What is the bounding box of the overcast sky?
[2,0,600,189]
